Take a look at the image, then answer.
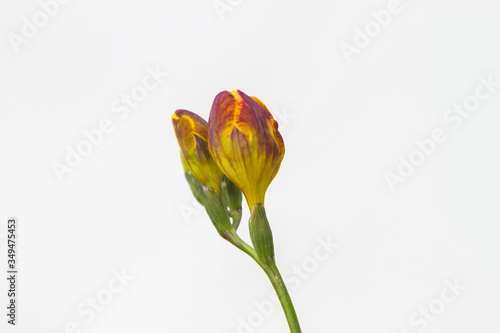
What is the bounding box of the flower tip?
[172,109,197,121]
[171,109,189,128]
[229,89,244,98]
[172,109,186,120]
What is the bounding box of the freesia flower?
[208,90,285,209]
[171,92,301,333]
[172,109,224,192]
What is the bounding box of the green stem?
[229,234,260,263]
[229,235,302,333]
[260,261,302,333]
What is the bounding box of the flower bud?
[172,110,224,192]
[208,90,285,209]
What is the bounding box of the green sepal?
[199,185,236,241]
[221,176,242,230]
[184,170,204,205]
[249,204,275,265]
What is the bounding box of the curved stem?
[229,233,260,263]
[229,234,301,333]
[260,261,302,333]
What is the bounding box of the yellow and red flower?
[172,110,224,192]
[208,90,285,209]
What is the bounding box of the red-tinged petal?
[208,90,285,209]
[172,109,223,192]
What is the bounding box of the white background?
[1,0,499,332]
